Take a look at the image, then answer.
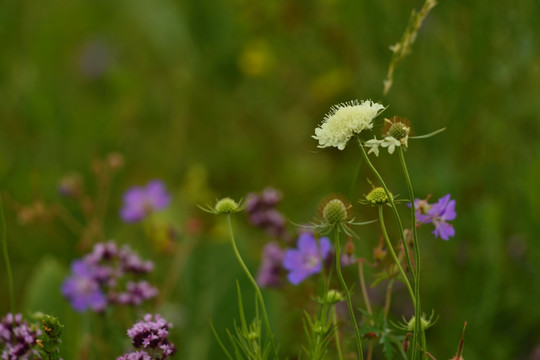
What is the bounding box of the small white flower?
[364,137,383,157]
[313,100,385,150]
[381,136,401,154]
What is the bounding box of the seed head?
[322,198,349,225]
[383,116,411,146]
[365,187,392,205]
[215,197,240,214]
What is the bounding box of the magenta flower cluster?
[246,188,289,239]
[413,194,457,241]
[120,180,171,223]
[0,313,40,360]
[62,242,158,313]
[118,314,176,360]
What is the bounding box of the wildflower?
[62,242,157,313]
[412,194,456,241]
[246,188,289,239]
[256,242,285,288]
[382,116,411,147]
[118,314,176,360]
[283,233,331,285]
[364,187,392,205]
[199,197,248,215]
[365,137,383,156]
[380,136,401,154]
[61,260,107,312]
[428,194,456,240]
[0,313,41,360]
[313,100,385,150]
[120,180,171,223]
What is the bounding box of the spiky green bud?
[322,199,348,225]
[365,187,392,205]
[215,197,240,214]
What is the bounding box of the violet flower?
[256,242,285,288]
[412,194,456,241]
[120,180,171,223]
[117,314,176,360]
[283,233,331,285]
[62,260,107,312]
[245,188,289,239]
[0,313,41,360]
[61,242,157,313]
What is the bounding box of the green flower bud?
[215,197,239,214]
[365,187,392,205]
[322,199,348,225]
[324,289,345,304]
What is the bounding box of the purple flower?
[62,260,107,312]
[283,233,331,285]
[120,180,171,223]
[427,194,456,241]
[245,188,289,239]
[117,351,152,360]
[412,194,456,241]
[62,242,157,313]
[119,314,176,360]
[256,242,285,288]
[0,313,41,360]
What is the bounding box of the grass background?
[1,0,540,358]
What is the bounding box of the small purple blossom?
[118,314,176,360]
[62,260,107,312]
[117,351,152,360]
[412,194,456,241]
[62,242,157,313]
[256,242,285,288]
[246,188,289,239]
[283,233,331,285]
[0,313,41,360]
[120,180,171,223]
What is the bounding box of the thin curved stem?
[398,147,424,360]
[0,196,15,314]
[378,206,415,303]
[225,215,277,358]
[334,229,364,359]
[332,307,344,360]
[357,140,415,286]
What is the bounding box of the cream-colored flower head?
[313,100,385,150]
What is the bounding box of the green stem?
[332,307,344,360]
[225,215,277,358]
[334,229,364,359]
[378,206,415,303]
[357,140,415,286]
[358,140,420,359]
[0,196,15,314]
[398,147,424,360]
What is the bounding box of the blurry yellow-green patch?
[310,68,353,101]
[238,39,274,77]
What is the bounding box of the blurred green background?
[1,0,540,359]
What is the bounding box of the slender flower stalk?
[398,147,425,360]
[358,139,422,359]
[331,308,344,360]
[0,196,15,314]
[225,215,277,358]
[334,229,364,359]
[357,139,415,286]
[378,206,415,303]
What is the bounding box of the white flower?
[313,100,385,150]
[365,137,383,157]
[380,136,401,154]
